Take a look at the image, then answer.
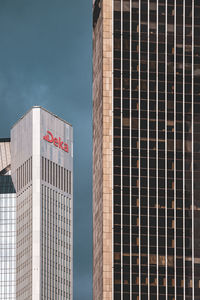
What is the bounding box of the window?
[41,157,72,193]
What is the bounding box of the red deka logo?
[43,130,69,153]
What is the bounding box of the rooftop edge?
[11,106,72,129]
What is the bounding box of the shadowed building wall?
[93,0,113,299]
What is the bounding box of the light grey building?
[11,106,73,300]
[0,139,16,300]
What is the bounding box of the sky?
[0,1,92,299]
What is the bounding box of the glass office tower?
[93,0,200,299]
[0,140,16,300]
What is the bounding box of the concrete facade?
[93,0,113,299]
[11,107,73,299]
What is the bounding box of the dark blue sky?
[0,1,92,299]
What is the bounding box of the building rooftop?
[12,106,72,129]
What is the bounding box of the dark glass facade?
[113,0,200,298]
[93,0,200,299]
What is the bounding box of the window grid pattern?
[16,157,32,193]
[41,185,72,299]
[113,0,200,299]
[41,157,72,194]
[16,180,32,299]
[0,178,16,300]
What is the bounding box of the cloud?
[0,71,50,110]
[21,82,49,108]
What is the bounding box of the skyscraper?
[0,139,16,300]
[10,106,73,300]
[93,0,200,299]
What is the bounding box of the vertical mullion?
[156,0,159,298]
[50,189,52,298]
[138,0,141,297]
[147,0,150,298]
[66,205,67,292]
[191,0,194,298]
[46,188,48,299]
[183,0,186,297]
[174,1,177,299]
[112,0,114,298]
[17,167,18,191]
[67,197,69,299]
[129,0,132,298]
[53,191,55,299]
[120,0,123,298]
[56,192,58,299]
[48,189,50,297]
[165,0,168,298]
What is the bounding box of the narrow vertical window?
[67,170,69,193]
[45,158,47,182]
[22,163,24,189]
[64,169,66,192]
[61,167,63,191]
[17,168,19,192]
[19,167,20,191]
[28,159,30,183]
[58,166,60,190]
[28,160,30,184]
[50,161,52,185]
[26,160,27,185]
[69,171,71,195]
[53,162,55,187]
[47,160,50,184]
[26,160,28,185]
[42,157,44,181]
[24,161,26,186]
[24,162,26,186]
[21,165,22,189]
[65,169,67,193]
[55,164,58,187]
[46,158,48,183]
[21,165,22,190]
[20,166,22,190]
[31,157,32,181]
